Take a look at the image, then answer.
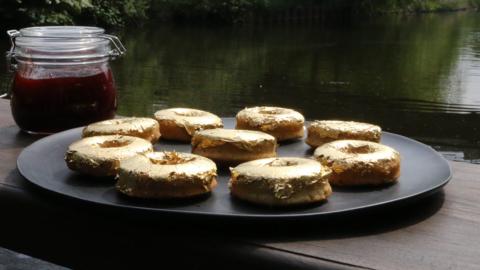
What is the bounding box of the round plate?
[17,118,451,220]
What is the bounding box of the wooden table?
[0,246,68,270]
[1,99,479,270]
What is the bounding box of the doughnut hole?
[102,119,136,125]
[97,139,132,148]
[342,144,375,154]
[258,107,284,115]
[267,159,299,167]
[148,152,195,165]
[173,110,204,117]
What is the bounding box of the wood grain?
[262,164,480,270]
[1,98,480,269]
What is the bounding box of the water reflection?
[2,13,480,163]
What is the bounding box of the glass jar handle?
[101,34,127,60]
[0,79,12,99]
[6,29,20,72]
[1,30,19,98]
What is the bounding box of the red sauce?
[10,66,117,134]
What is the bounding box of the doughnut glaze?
[117,151,217,199]
[313,140,400,186]
[229,157,332,206]
[306,120,381,148]
[154,108,223,141]
[236,106,304,141]
[65,135,153,177]
[192,128,277,165]
[83,117,161,143]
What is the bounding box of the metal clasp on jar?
[1,30,20,98]
[6,29,20,72]
[101,34,127,60]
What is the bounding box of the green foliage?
[356,0,479,13]
[151,0,269,23]
[2,0,93,25]
[149,0,480,23]
[0,0,478,28]
[0,0,149,28]
[91,0,150,26]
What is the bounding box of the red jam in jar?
[6,26,125,134]
[11,65,117,133]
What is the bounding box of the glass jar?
[5,26,125,134]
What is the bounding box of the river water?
[2,12,480,163]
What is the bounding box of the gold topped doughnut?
[154,108,223,141]
[82,117,161,143]
[306,120,381,148]
[65,135,153,177]
[313,140,400,186]
[191,128,277,165]
[116,151,217,199]
[236,106,305,141]
[229,157,332,206]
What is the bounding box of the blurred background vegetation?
[0,0,149,29]
[1,0,479,29]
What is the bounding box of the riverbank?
[358,0,479,13]
[0,0,479,29]
[150,0,480,24]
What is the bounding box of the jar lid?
[6,26,126,66]
[19,26,105,37]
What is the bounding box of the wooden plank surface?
[1,98,480,270]
[0,246,69,270]
[255,161,480,270]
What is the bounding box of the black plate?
[17,118,452,220]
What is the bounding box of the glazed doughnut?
[229,157,332,206]
[306,120,381,148]
[82,117,161,143]
[154,108,223,142]
[65,135,153,177]
[313,140,400,186]
[116,151,217,199]
[191,128,277,165]
[236,106,305,141]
